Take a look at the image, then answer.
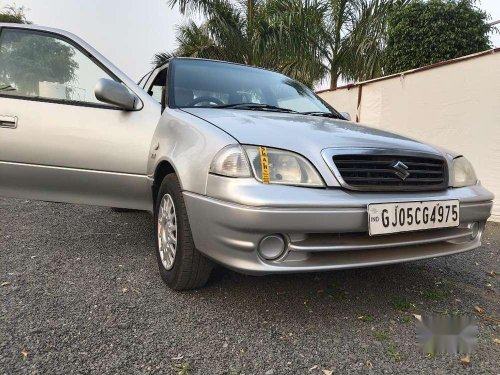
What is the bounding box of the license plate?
[368,200,459,236]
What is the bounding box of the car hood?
[183,108,451,187]
[184,108,442,155]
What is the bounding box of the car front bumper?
[183,177,493,275]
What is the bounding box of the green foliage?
[156,0,327,86]
[357,314,374,322]
[421,289,449,301]
[256,0,328,85]
[158,0,494,86]
[0,13,21,23]
[158,0,405,87]
[176,362,190,375]
[399,315,412,323]
[384,0,492,74]
[372,330,390,341]
[0,31,78,96]
[0,5,30,23]
[0,5,78,96]
[386,342,401,361]
[317,0,409,88]
[390,296,414,312]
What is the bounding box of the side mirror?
[95,78,138,110]
[340,112,351,121]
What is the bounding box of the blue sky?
[2,0,499,81]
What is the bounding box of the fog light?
[469,222,480,240]
[258,234,286,260]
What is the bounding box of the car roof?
[176,57,278,73]
[151,56,279,76]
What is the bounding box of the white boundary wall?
[318,50,500,221]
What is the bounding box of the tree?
[315,0,408,89]
[0,5,30,23]
[156,0,404,88]
[0,7,78,97]
[384,0,492,75]
[0,32,78,95]
[154,0,326,86]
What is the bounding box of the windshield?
[170,59,337,115]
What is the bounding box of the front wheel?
[154,174,213,290]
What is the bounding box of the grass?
[387,342,401,361]
[357,314,374,322]
[391,297,414,312]
[373,330,389,341]
[399,315,412,324]
[371,331,401,361]
[176,363,190,375]
[436,309,463,316]
[422,289,449,301]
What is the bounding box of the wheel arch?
[152,159,178,206]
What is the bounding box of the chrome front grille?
[329,152,448,191]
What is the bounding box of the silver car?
[0,24,493,290]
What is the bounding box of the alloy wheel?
[157,194,177,270]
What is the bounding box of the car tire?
[154,173,213,290]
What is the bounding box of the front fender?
[148,108,237,194]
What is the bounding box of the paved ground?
[0,199,498,374]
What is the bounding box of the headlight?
[243,145,324,187]
[209,145,251,177]
[452,156,477,187]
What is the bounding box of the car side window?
[0,28,117,106]
[147,68,167,106]
[150,85,164,103]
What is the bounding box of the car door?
[0,24,161,210]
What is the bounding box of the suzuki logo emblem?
[392,161,410,181]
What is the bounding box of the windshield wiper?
[299,111,344,119]
[206,103,344,119]
[213,103,299,113]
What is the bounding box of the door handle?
[0,115,17,129]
